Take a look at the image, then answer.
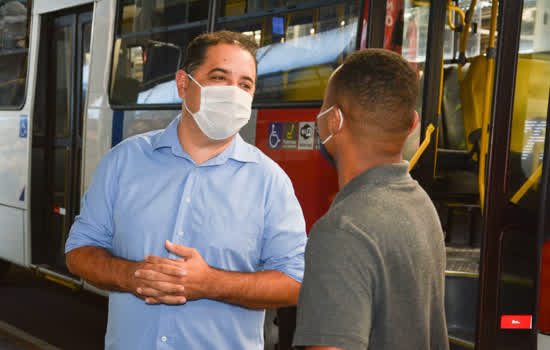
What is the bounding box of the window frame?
[0,0,33,111]
[109,0,366,110]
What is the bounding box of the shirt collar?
[152,116,180,151]
[152,114,259,165]
[333,161,411,206]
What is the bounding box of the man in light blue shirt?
[65,31,306,350]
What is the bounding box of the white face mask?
[184,74,253,140]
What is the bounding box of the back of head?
[330,49,419,140]
[182,31,258,75]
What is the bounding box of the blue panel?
[112,110,124,147]
[272,17,284,35]
[268,122,283,149]
[19,115,28,138]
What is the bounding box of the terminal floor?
[0,265,107,350]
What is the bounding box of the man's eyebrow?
[241,75,255,85]
[207,67,229,75]
[207,67,255,85]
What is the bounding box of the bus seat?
[459,55,487,159]
[441,66,467,151]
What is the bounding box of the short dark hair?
[182,31,258,75]
[330,49,419,134]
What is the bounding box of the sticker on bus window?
[268,122,282,149]
[19,115,28,138]
[299,122,315,150]
[283,122,298,149]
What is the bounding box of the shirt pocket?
[190,204,263,273]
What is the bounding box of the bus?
[0,0,548,349]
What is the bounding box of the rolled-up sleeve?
[65,150,118,253]
[261,170,307,282]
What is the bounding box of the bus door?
[481,0,550,348]
[31,5,92,271]
[382,0,550,349]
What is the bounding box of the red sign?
[256,109,339,234]
[500,315,532,329]
[384,0,404,53]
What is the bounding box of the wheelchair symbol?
[19,116,28,138]
[269,124,281,148]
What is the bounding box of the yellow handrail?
[413,1,430,7]
[447,0,466,31]
[478,0,498,211]
[409,124,436,172]
[457,0,478,81]
[510,164,543,204]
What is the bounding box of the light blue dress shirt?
[65,116,307,350]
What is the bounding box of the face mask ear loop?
[321,134,333,145]
[336,107,344,132]
[317,106,334,144]
[184,73,203,116]
[187,74,203,88]
[183,99,195,117]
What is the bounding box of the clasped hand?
[131,240,213,305]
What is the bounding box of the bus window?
[216,0,362,104]
[122,110,180,140]
[118,0,208,34]
[507,3,550,205]
[220,0,321,17]
[388,0,485,160]
[388,0,431,159]
[110,0,207,106]
[0,0,31,109]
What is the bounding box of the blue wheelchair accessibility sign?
[268,122,282,149]
[19,115,28,138]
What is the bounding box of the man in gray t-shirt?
[293,49,449,350]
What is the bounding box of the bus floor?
[0,265,107,350]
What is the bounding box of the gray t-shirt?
[293,162,449,350]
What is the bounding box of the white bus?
[0,1,549,349]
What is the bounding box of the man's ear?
[176,70,188,99]
[408,111,419,135]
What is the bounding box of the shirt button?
[178,231,184,236]
[161,336,167,342]
[185,197,191,203]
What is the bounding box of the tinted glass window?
[0,0,31,108]
[111,0,207,106]
[119,0,208,34]
[221,0,324,16]
[217,1,361,104]
[507,0,550,209]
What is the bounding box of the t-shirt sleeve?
[260,169,307,282]
[293,226,376,350]
[64,149,119,253]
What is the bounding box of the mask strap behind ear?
[336,107,344,132]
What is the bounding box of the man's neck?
[177,113,234,166]
[337,141,403,189]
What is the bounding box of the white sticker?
[298,122,315,150]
